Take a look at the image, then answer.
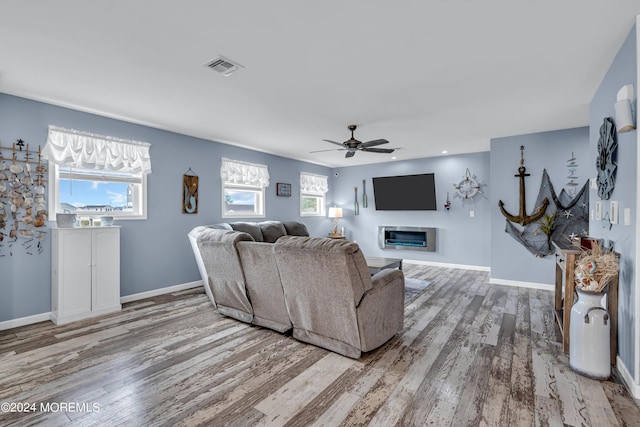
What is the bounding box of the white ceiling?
[1,1,639,167]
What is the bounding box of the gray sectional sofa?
[188,220,405,358]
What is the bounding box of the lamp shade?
[328,207,343,218]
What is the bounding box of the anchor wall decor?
[505,170,589,257]
[498,145,549,226]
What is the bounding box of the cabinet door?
[57,229,92,318]
[91,228,121,312]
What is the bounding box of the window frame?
[299,172,328,217]
[48,163,148,220]
[221,182,266,219]
[300,191,326,217]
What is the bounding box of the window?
[222,183,264,217]
[49,165,147,218]
[221,158,269,218]
[300,173,328,216]
[43,126,152,220]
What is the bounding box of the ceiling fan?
[311,125,395,158]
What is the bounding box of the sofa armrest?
[356,268,405,352]
[370,268,404,291]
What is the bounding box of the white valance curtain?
[42,126,152,174]
[220,158,270,187]
[300,172,328,194]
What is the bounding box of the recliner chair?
[274,236,405,358]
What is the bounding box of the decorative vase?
[354,187,359,215]
[362,179,368,208]
[569,288,610,379]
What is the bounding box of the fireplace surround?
[378,226,436,252]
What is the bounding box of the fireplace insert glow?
[378,226,436,252]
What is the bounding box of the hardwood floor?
[1,264,639,426]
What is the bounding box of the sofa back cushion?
[229,222,264,242]
[258,221,288,243]
[282,221,310,237]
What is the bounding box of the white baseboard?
[489,277,554,291]
[616,355,640,399]
[50,305,122,325]
[0,281,203,331]
[403,259,490,272]
[0,312,51,331]
[120,280,202,304]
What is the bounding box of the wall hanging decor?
[453,168,483,201]
[182,168,198,214]
[596,117,617,200]
[504,169,589,257]
[362,179,368,208]
[499,145,549,226]
[276,182,291,197]
[566,152,579,197]
[0,140,48,256]
[354,187,359,215]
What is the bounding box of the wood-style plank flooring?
[1,264,639,426]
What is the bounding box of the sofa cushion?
[282,221,310,237]
[229,222,263,242]
[259,221,288,243]
[204,223,233,230]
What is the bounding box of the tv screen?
[372,173,437,211]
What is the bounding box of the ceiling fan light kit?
[312,125,395,159]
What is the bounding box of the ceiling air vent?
[204,55,244,77]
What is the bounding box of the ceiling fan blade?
[345,151,356,158]
[322,139,346,147]
[361,147,395,154]
[309,148,345,153]
[360,139,389,148]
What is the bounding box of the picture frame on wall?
[276,182,292,197]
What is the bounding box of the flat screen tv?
[372,173,437,211]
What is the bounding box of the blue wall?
[0,93,332,322]
[588,24,637,379]
[490,127,589,285]
[330,152,491,267]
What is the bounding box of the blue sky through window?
[59,179,129,208]
[225,190,256,205]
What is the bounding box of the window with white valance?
[300,172,328,216]
[43,126,152,174]
[221,158,270,218]
[44,126,152,220]
[220,158,270,187]
[300,172,328,194]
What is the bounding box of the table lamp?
[328,207,343,236]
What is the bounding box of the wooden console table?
[552,241,618,366]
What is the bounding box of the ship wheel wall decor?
[596,117,617,200]
[498,145,548,226]
[453,168,483,200]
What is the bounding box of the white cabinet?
[51,227,121,324]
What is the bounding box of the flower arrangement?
[574,243,619,292]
